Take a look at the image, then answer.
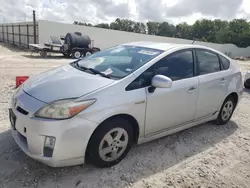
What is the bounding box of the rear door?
[194,49,228,119]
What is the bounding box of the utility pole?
[33,10,37,44]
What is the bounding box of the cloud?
[39,0,130,24]
[135,0,245,23]
[0,0,38,22]
[165,0,243,19]
[134,0,167,22]
[0,0,248,25]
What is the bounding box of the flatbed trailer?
[28,43,100,58]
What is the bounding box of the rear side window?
[196,49,221,75]
[219,55,230,70]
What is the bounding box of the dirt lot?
[0,43,250,188]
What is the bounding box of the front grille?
[17,106,29,115]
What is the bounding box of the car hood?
[23,64,114,103]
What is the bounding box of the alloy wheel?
[221,100,234,121]
[98,128,128,162]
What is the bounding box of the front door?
[144,49,199,136]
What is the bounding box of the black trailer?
[29,32,101,58]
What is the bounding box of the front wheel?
[216,96,236,125]
[86,118,134,168]
[62,52,70,58]
[39,50,47,58]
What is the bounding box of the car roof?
[123,41,212,51]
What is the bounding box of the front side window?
[126,50,194,90]
[154,50,194,81]
[196,49,221,75]
[75,45,163,79]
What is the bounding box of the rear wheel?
[216,96,236,125]
[86,118,134,168]
[85,51,92,57]
[72,50,82,59]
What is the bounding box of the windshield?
[77,45,164,79]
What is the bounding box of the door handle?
[220,78,227,84]
[188,87,197,93]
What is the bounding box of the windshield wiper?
[75,62,111,79]
[88,68,111,79]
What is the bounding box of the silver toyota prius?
[9,41,243,167]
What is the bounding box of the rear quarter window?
[219,55,230,70]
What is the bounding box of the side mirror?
[149,75,172,93]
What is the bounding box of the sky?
[0,0,250,25]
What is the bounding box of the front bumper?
[10,90,98,167]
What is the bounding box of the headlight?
[34,99,96,120]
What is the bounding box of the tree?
[229,19,250,34]
[73,21,92,26]
[238,32,250,48]
[175,22,192,39]
[95,23,110,29]
[213,19,228,32]
[110,18,134,32]
[146,21,160,35]
[134,22,146,34]
[73,18,250,47]
[157,22,176,37]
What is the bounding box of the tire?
[39,50,47,58]
[216,96,236,125]
[86,117,134,168]
[62,52,70,58]
[244,82,250,89]
[72,50,82,59]
[85,51,92,57]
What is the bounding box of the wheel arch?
[92,114,139,143]
[226,92,239,105]
[85,114,140,161]
[217,92,239,118]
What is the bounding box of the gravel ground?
[0,43,250,188]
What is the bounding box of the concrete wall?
[38,20,250,57]
[0,20,247,57]
[0,22,38,48]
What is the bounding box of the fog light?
[45,136,55,148]
[43,136,56,157]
